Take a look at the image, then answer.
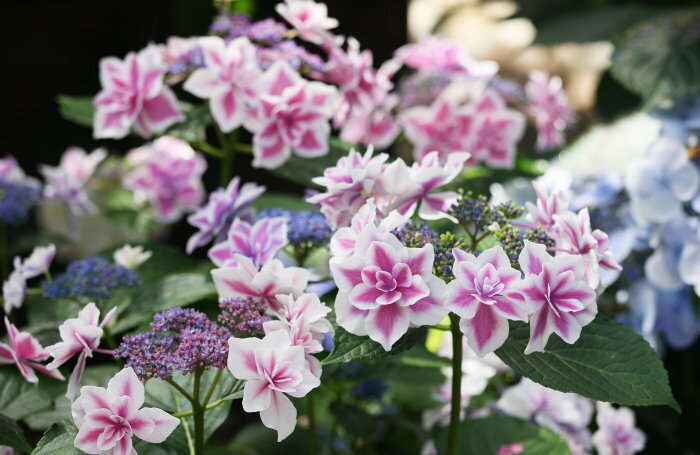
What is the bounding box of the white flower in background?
[113,245,153,269]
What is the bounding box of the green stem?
[201,369,222,407]
[166,379,196,404]
[192,369,205,455]
[172,396,229,418]
[189,141,226,159]
[446,313,463,455]
[307,391,317,455]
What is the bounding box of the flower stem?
[446,313,463,455]
[307,391,317,455]
[192,369,205,455]
[201,369,222,407]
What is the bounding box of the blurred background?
[3,1,699,453]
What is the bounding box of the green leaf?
[322,327,427,365]
[251,192,314,212]
[0,413,32,452]
[31,420,80,455]
[496,316,680,411]
[0,368,62,421]
[434,415,571,455]
[112,272,216,333]
[144,370,236,452]
[610,8,700,107]
[56,95,94,128]
[268,138,357,188]
[166,103,212,143]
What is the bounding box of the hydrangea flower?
[43,257,141,302]
[592,402,646,455]
[399,97,474,163]
[264,293,333,376]
[72,367,180,455]
[93,45,183,139]
[329,199,406,260]
[525,182,569,232]
[468,90,526,169]
[525,71,577,151]
[392,151,471,220]
[113,244,152,269]
[186,176,266,253]
[212,255,309,312]
[330,225,448,350]
[307,147,389,229]
[0,317,64,384]
[551,208,622,289]
[218,296,269,338]
[275,0,339,45]
[516,241,597,354]
[498,378,593,455]
[208,216,288,268]
[2,271,25,314]
[244,61,336,169]
[258,208,332,249]
[625,137,700,224]
[446,246,527,356]
[228,330,320,441]
[46,303,117,399]
[123,136,207,223]
[0,180,41,226]
[15,244,56,279]
[41,147,106,216]
[394,36,498,78]
[116,309,231,381]
[183,36,261,132]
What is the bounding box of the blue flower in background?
[625,137,700,225]
[0,181,41,226]
[43,256,141,301]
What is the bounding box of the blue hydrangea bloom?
[259,208,332,247]
[0,181,41,226]
[42,257,141,301]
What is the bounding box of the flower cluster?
[208,216,287,268]
[116,308,232,381]
[218,297,269,337]
[42,257,141,302]
[123,136,207,222]
[259,208,332,264]
[393,221,468,281]
[0,317,65,384]
[0,156,41,226]
[308,148,469,229]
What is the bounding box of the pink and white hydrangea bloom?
[399,97,474,163]
[552,208,622,289]
[186,176,266,253]
[46,303,117,399]
[515,241,597,354]
[498,378,593,455]
[72,367,180,455]
[275,0,339,45]
[525,181,569,232]
[41,147,107,215]
[212,255,309,312]
[525,71,576,151]
[446,246,528,356]
[394,36,498,79]
[338,96,400,148]
[228,330,320,441]
[329,199,406,260]
[94,45,183,139]
[468,90,526,169]
[0,317,65,384]
[392,151,471,220]
[183,36,261,132]
[264,293,333,376]
[113,245,152,269]
[592,402,646,455]
[2,271,26,314]
[330,225,448,350]
[124,136,207,223]
[0,155,40,187]
[245,61,337,169]
[15,244,56,279]
[307,147,390,229]
[208,216,288,268]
